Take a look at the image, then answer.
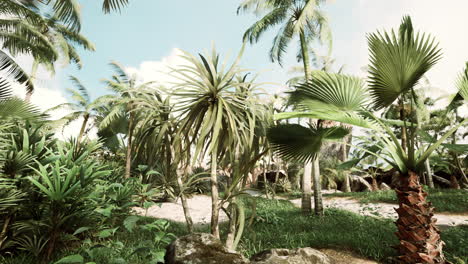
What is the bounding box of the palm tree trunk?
[299,30,314,214]
[394,171,446,263]
[371,177,379,191]
[342,138,351,192]
[173,137,194,233]
[125,112,134,179]
[76,114,89,146]
[399,100,407,153]
[177,176,194,233]
[210,146,220,239]
[25,61,39,102]
[312,156,323,216]
[424,159,435,188]
[302,161,312,214]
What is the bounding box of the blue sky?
[13,0,468,137]
[60,0,359,98]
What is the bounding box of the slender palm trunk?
[210,146,220,239]
[302,161,312,214]
[25,61,39,102]
[177,173,194,233]
[300,30,314,214]
[172,135,193,233]
[399,100,407,153]
[424,158,435,188]
[395,171,446,263]
[312,156,323,216]
[450,118,465,188]
[342,138,351,192]
[125,112,134,179]
[77,114,89,146]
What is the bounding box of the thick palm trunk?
[125,113,134,179]
[394,171,446,263]
[312,157,323,216]
[302,161,312,214]
[210,147,220,239]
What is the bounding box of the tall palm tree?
[275,16,456,263]
[171,46,253,239]
[100,61,152,179]
[239,0,332,214]
[9,0,131,32]
[47,76,100,146]
[1,1,95,101]
[25,17,95,101]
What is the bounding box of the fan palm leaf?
[267,123,349,163]
[368,16,442,109]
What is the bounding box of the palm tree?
[0,2,95,101]
[239,0,332,214]
[270,71,366,216]
[24,17,95,101]
[275,16,459,263]
[7,0,131,32]
[47,76,100,146]
[100,61,152,179]
[171,46,253,239]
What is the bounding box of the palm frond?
[102,0,129,13]
[242,6,289,44]
[51,0,82,31]
[367,15,442,109]
[267,123,349,163]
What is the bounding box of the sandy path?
[288,197,468,228]
[135,190,467,228]
[133,195,228,225]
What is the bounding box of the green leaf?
[54,254,84,264]
[73,227,91,236]
[267,124,349,163]
[98,227,119,239]
[123,215,140,232]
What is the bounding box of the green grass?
[235,197,467,263]
[322,188,468,213]
[3,197,467,263]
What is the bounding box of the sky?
[9,0,468,137]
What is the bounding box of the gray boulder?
[250,248,331,264]
[164,233,249,264]
[351,176,372,192]
[379,182,391,190]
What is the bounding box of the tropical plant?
[99,61,154,179]
[25,17,95,101]
[171,45,258,239]
[47,76,102,147]
[240,0,333,215]
[272,16,463,263]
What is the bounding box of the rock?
[250,248,331,264]
[379,182,391,190]
[164,233,249,264]
[351,176,372,192]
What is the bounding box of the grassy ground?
[233,197,467,263]
[3,197,467,263]
[322,188,468,213]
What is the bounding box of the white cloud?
[125,48,187,88]
[6,55,94,140]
